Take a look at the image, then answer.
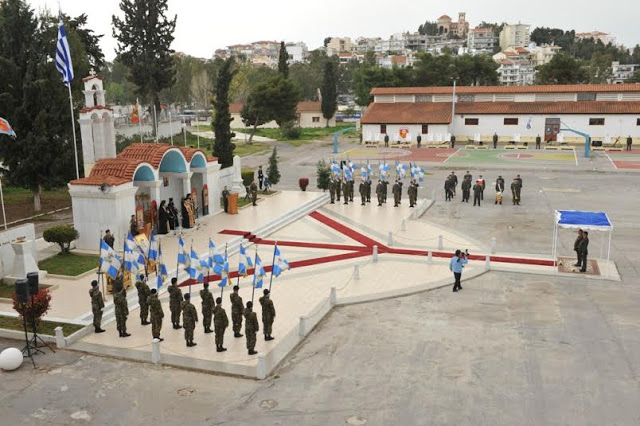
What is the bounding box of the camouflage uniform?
[250,182,258,206]
[365,179,372,202]
[135,278,150,323]
[181,299,198,345]
[382,180,389,203]
[200,287,214,332]
[213,304,229,347]
[348,179,355,201]
[328,179,336,204]
[168,285,183,327]
[336,178,342,201]
[376,182,384,206]
[244,306,259,352]
[392,182,401,207]
[113,286,129,336]
[90,287,104,330]
[148,293,164,339]
[259,295,276,338]
[230,292,244,336]
[341,180,349,205]
[359,181,366,206]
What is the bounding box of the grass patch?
[1,187,70,206]
[233,141,271,157]
[233,124,355,143]
[0,315,84,337]
[38,253,98,276]
[0,284,16,298]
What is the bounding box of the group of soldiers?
[90,276,277,356]
[328,177,420,208]
[444,171,523,206]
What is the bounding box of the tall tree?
[112,0,176,135]
[278,41,289,78]
[212,58,235,168]
[417,20,438,36]
[536,52,588,84]
[321,62,337,127]
[266,146,280,187]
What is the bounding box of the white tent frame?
[552,210,613,267]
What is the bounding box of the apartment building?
[499,23,531,50]
[467,28,496,54]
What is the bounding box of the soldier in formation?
[359,180,367,206]
[348,178,355,202]
[200,281,214,333]
[328,178,336,204]
[113,276,130,337]
[461,176,471,203]
[473,180,483,207]
[444,176,454,201]
[181,293,198,347]
[382,179,389,204]
[510,177,522,205]
[135,274,150,326]
[90,280,105,333]
[408,179,419,207]
[392,180,403,207]
[230,285,244,338]
[244,301,259,355]
[148,288,164,341]
[168,277,184,329]
[336,177,342,201]
[450,172,458,195]
[213,297,229,352]
[376,180,384,206]
[250,179,258,206]
[259,289,276,341]
[477,175,486,200]
[365,178,372,203]
[495,175,505,193]
[342,179,349,205]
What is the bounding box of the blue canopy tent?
[553,210,613,266]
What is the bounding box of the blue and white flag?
[418,166,426,183]
[148,233,158,261]
[213,252,229,287]
[396,162,407,179]
[331,161,341,179]
[156,245,168,289]
[379,162,390,180]
[272,245,290,277]
[410,163,420,180]
[343,164,352,180]
[252,254,266,289]
[55,12,74,86]
[187,247,204,281]
[525,116,533,130]
[208,238,224,267]
[100,240,121,279]
[238,244,253,277]
[124,233,144,273]
[177,237,189,267]
[361,166,367,180]
[367,162,374,180]
[349,161,357,173]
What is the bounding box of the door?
[545,118,560,141]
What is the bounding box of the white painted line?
[441,148,461,164]
[604,152,618,170]
[573,148,578,166]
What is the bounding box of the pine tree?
[212,58,236,168]
[112,0,176,136]
[316,159,331,191]
[278,41,289,78]
[321,62,338,127]
[267,147,281,187]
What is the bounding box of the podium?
[228,193,239,215]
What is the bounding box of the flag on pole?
[252,254,266,289]
[361,165,367,180]
[100,240,121,279]
[156,244,168,289]
[124,233,143,274]
[131,99,140,123]
[396,161,407,179]
[331,161,341,179]
[0,118,17,138]
[272,245,290,277]
[213,252,229,287]
[418,165,426,183]
[55,12,74,86]
[379,162,390,180]
[177,237,189,267]
[148,233,158,261]
[367,162,374,180]
[187,247,204,281]
[343,163,353,180]
[238,244,253,277]
[208,238,224,267]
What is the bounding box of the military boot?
[122,332,131,337]
[266,335,274,341]
[95,327,105,333]
[205,327,213,334]
[234,332,243,338]
[248,349,257,355]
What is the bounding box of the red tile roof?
[79,105,113,114]
[229,103,243,114]
[361,102,452,124]
[179,146,209,162]
[371,83,640,96]
[89,158,141,180]
[230,102,322,114]
[70,175,130,186]
[119,143,176,168]
[82,75,103,82]
[438,15,452,20]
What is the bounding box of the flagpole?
[0,178,7,230]
[188,241,193,296]
[268,242,278,292]
[175,232,181,280]
[97,230,106,301]
[220,243,227,299]
[251,246,258,304]
[154,105,158,143]
[169,111,174,146]
[67,84,80,179]
[236,244,242,288]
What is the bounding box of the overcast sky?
[29,0,640,61]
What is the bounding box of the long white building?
[360,84,640,144]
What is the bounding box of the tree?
[240,95,269,144]
[112,0,176,136]
[530,27,575,52]
[212,58,236,168]
[629,69,640,83]
[321,62,337,126]
[278,41,289,78]
[418,21,438,36]
[43,225,79,254]
[267,146,281,187]
[536,52,588,84]
[586,52,613,83]
[316,159,331,191]
[323,37,332,47]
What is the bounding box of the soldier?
[168,277,184,329]
[181,293,198,347]
[336,177,342,201]
[450,134,456,148]
[627,135,633,151]
[408,179,418,207]
[478,175,485,200]
[221,186,230,213]
[473,180,483,207]
[444,177,453,201]
[250,180,258,206]
[244,301,259,355]
[515,174,523,188]
[573,229,584,268]
[259,289,276,341]
[103,230,115,249]
[135,274,150,326]
[230,285,244,338]
[257,165,264,190]
[376,180,384,206]
[577,231,589,273]
[213,297,229,352]
[200,282,214,333]
[359,180,367,206]
[461,177,471,203]
[148,288,164,341]
[342,179,349,205]
[493,132,499,149]
[328,178,336,204]
[451,172,458,195]
[348,178,355,202]
[510,178,521,205]
[463,170,472,182]
[113,277,130,337]
[495,175,505,193]
[412,179,419,205]
[392,180,400,207]
[90,280,105,333]
[536,134,542,149]
[365,178,372,203]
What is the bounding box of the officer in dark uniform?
[495,175,505,193]
[473,181,483,206]
[336,177,342,201]
[536,135,542,149]
[365,178,372,203]
[222,186,230,213]
[341,179,349,205]
[382,179,389,204]
[359,180,367,206]
[103,230,115,249]
[493,132,498,149]
[376,180,384,206]
[328,179,336,204]
[461,178,471,203]
[627,135,633,151]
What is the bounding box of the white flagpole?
[67,84,80,179]
[169,111,174,145]
[153,105,158,143]
[0,178,7,230]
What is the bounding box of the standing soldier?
[244,301,259,355]
[577,231,589,273]
[451,172,458,195]
[382,179,389,204]
[250,180,258,206]
[444,177,453,201]
[463,170,472,182]
[359,180,367,206]
[510,178,521,205]
[328,178,336,204]
[148,288,164,341]
[213,297,229,352]
[627,135,633,151]
[259,289,276,341]
[412,179,419,204]
[221,186,230,213]
[336,177,342,202]
[461,177,471,203]
[376,180,384,206]
[200,282,214,333]
[478,175,486,200]
[257,165,264,190]
[493,132,499,149]
[103,230,115,249]
[90,280,105,333]
[473,180,483,207]
[168,277,183,329]
[181,293,198,347]
[536,134,542,149]
[392,180,400,207]
[573,229,584,268]
[341,179,349,205]
[407,179,416,207]
[365,177,372,203]
[348,178,355,202]
[113,277,130,337]
[495,175,505,193]
[135,274,150,326]
[230,285,244,338]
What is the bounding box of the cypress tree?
[267,146,281,187]
[212,58,236,168]
[321,62,338,127]
[278,41,289,78]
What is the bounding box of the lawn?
[233,124,356,144]
[233,141,271,157]
[38,253,99,276]
[2,187,71,223]
[0,315,84,337]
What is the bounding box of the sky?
[28,0,640,61]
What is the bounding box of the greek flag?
[252,254,266,289]
[526,116,533,130]
[99,240,121,279]
[396,162,407,179]
[331,161,341,179]
[361,166,367,180]
[272,245,290,277]
[418,166,426,183]
[177,237,189,267]
[213,252,229,287]
[238,244,253,277]
[156,245,168,289]
[349,161,357,173]
[208,238,224,267]
[379,162,390,180]
[343,164,352,180]
[148,233,158,261]
[187,247,204,281]
[367,162,374,179]
[55,12,74,86]
[124,233,143,273]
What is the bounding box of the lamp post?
[450,77,458,140]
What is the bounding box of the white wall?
[299,112,335,128]
[0,224,37,279]
[230,113,278,129]
[362,124,450,142]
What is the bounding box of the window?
[504,118,519,125]
[380,124,387,134]
[416,95,433,102]
[589,118,605,126]
[577,92,596,101]
[637,118,640,126]
[312,117,320,123]
[421,124,429,134]
[465,118,479,125]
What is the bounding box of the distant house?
[229,102,336,129]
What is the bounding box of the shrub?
[267,147,281,187]
[13,289,52,322]
[241,170,254,187]
[280,121,301,139]
[298,178,309,191]
[316,159,331,191]
[43,225,79,254]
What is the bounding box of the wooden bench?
[363,140,380,148]
[607,147,624,152]
[516,145,529,150]
[504,145,516,150]
[466,145,488,150]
